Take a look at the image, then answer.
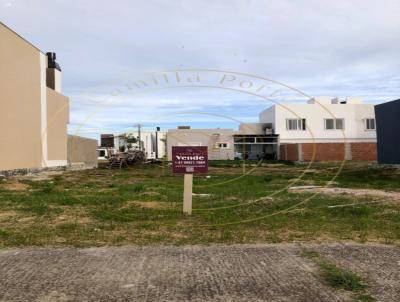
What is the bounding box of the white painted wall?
[126,130,167,159]
[259,107,276,131]
[259,101,376,143]
[53,69,62,93]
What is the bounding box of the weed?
[133,183,145,192]
[319,261,367,291]
[356,294,376,301]
[302,249,374,301]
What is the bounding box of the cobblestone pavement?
[0,243,398,301]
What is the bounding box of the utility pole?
[138,124,141,150]
[155,126,160,159]
[134,124,142,151]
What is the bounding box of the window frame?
[286,118,306,131]
[364,118,376,131]
[324,118,345,130]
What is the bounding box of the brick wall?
[302,143,345,161]
[351,143,377,161]
[279,142,376,162]
[280,144,298,161]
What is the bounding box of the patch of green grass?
[302,249,374,301]
[319,260,367,291]
[132,183,145,192]
[0,228,10,239]
[356,294,376,302]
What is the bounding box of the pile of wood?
[108,149,145,169]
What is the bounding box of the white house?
[259,96,376,143]
[166,97,378,162]
[259,97,377,161]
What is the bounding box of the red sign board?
[172,146,208,173]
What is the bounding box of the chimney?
[46,52,62,93]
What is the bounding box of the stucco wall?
[167,129,235,160]
[0,23,43,170]
[67,135,98,167]
[46,88,69,162]
[260,103,377,143]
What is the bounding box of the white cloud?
[1,0,399,139]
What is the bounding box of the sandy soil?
[289,186,400,202]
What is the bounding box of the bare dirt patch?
[129,200,173,209]
[0,182,29,191]
[140,191,160,196]
[289,186,400,201]
[52,207,93,225]
[0,210,18,221]
[16,170,64,181]
[53,214,93,225]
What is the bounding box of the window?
[216,142,229,148]
[286,119,306,131]
[365,118,376,130]
[325,118,344,130]
[325,119,334,130]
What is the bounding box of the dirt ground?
[289,186,400,202]
[0,243,398,302]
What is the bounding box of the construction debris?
[108,149,145,169]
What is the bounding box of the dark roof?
[375,99,400,108]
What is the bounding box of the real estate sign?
[172,146,208,174]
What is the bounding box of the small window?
[98,150,106,157]
[216,142,229,148]
[365,118,375,130]
[286,119,306,131]
[325,119,334,130]
[335,119,344,130]
[325,118,344,130]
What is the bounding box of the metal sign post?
[172,146,208,215]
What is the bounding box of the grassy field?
[0,161,399,247]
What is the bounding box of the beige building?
[0,22,95,172]
[167,128,236,160]
[167,125,278,161]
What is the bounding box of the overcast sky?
[1,0,399,138]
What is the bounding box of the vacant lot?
[0,161,399,247]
